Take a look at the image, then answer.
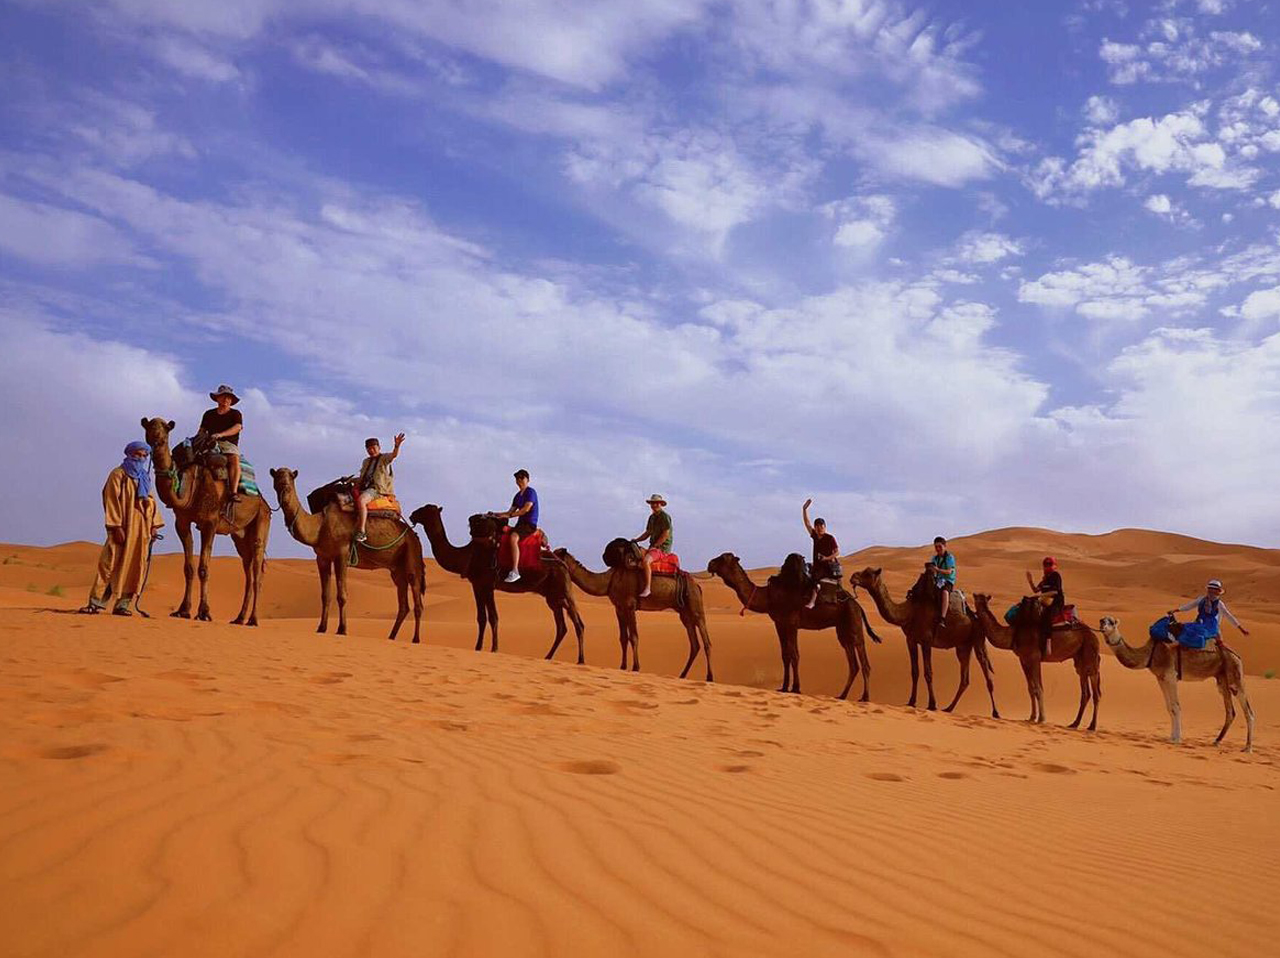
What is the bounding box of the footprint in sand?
[309,671,354,685]
[1033,762,1076,775]
[938,771,968,780]
[560,759,621,775]
[719,764,752,773]
[39,743,109,760]
[866,772,906,782]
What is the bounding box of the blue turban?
[122,441,153,499]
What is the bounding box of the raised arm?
[802,498,814,536]
[385,432,406,462]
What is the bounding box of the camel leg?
[677,612,700,680]
[544,599,568,660]
[247,538,266,627]
[1213,674,1236,746]
[471,582,488,652]
[410,565,424,644]
[974,639,999,718]
[1087,668,1101,732]
[1019,657,1038,723]
[230,533,254,625]
[316,557,332,633]
[171,520,195,618]
[1068,658,1089,729]
[626,609,641,672]
[906,638,920,708]
[388,569,409,641]
[334,558,349,636]
[921,643,937,710]
[788,630,801,694]
[614,606,630,670]
[772,621,790,693]
[195,524,215,622]
[487,590,500,653]
[1032,660,1047,724]
[1239,683,1255,753]
[854,628,872,703]
[836,622,859,701]
[567,594,586,665]
[1156,674,1181,744]
[943,645,971,713]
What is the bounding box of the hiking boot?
[355,530,368,543]
[504,570,521,584]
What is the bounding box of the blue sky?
[2,0,1279,566]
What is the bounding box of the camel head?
[468,513,504,541]
[705,552,741,578]
[141,416,177,451]
[973,592,992,611]
[269,468,299,499]
[602,537,642,570]
[408,504,441,528]
[849,567,882,591]
[1098,616,1121,646]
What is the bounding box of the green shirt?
[645,509,673,553]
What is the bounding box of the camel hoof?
[576,658,585,666]
[196,612,212,622]
[1068,720,1081,729]
[412,637,420,644]
[859,693,870,703]
[992,710,1001,720]
[171,610,190,619]
[943,704,956,713]
[247,619,257,627]
[230,618,244,626]
[927,703,937,712]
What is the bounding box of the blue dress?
[1149,597,1221,649]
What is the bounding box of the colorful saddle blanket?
[498,527,549,573]
[1004,603,1077,628]
[648,551,681,575]
[173,439,260,497]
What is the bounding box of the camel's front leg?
[614,606,630,670]
[334,559,349,636]
[566,595,586,665]
[195,524,215,622]
[1157,674,1182,744]
[1019,657,1039,722]
[230,533,253,625]
[1087,670,1101,732]
[627,610,641,672]
[172,520,195,618]
[316,556,332,633]
[921,642,937,710]
[773,621,791,692]
[943,645,971,712]
[974,640,999,719]
[905,638,921,707]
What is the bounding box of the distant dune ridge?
[1,527,1279,957]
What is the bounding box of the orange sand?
[2,528,1278,957]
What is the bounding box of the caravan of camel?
[136,415,1256,753]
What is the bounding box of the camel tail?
[859,602,882,644]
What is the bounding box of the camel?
[408,505,585,662]
[972,593,1101,730]
[142,417,271,625]
[554,541,713,681]
[706,552,880,700]
[849,567,998,716]
[1098,616,1254,751]
[271,468,425,642]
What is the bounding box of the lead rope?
[739,583,758,616]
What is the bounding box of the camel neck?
[278,483,321,546]
[866,579,910,626]
[974,603,1013,650]
[151,440,197,511]
[560,553,612,596]
[418,513,472,574]
[717,562,770,613]
[1107,632,1154,669]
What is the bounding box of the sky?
[1,0,1279,568]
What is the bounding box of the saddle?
[307,478,401,518]
[813,580,851,605]
[1048,605,1079,630]
[497,527,550,574]
[175,434,260,497]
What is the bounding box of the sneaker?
[355,531,368,542]
[639,587,651,598]
[806,598,817,609]
[504,570,521,584]
[936,617,947,630]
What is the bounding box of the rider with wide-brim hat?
[632,493,672,598]
[200,384,244,502]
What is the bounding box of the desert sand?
[2,527,1278,957]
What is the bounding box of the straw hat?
[1206,578,1224,593]
[645,493,667,506]
[209,384,240,405]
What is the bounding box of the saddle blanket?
[175,440,261,497]
[1004,602,1077,628]
[647,550,681,575]
[499,527,549,573]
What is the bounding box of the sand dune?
[1,530,1278,957]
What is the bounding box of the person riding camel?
[926,536,956,630]
[200,385,243,503]
[1162,578,1249,647]
[1026,556,1065,656]
[79,441,164,615]
[802,498,841,609]
[354,433,405,543]
[494,469,539,584]
[632,493,673,599]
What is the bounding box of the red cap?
[1043,556,1056,567]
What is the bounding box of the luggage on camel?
[307,477,403,519]
[173,435,261,497]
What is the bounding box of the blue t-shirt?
[511,486,539,527]
[931,551,956,585]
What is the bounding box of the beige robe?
[87,467,164,609]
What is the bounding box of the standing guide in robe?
[80,441,165,615]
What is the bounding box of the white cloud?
[1144,193,1173,214]
[1084,95,1120,125]
[1239,287,1280,324]
[0,193,152,268]
[152,35,240,82]
[1099,18,1262,85]
[862,127,1000,187]
[954,231,1024,264]
[824,194,896,250]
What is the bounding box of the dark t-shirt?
[200,408,243,446]
[811,531,838,564]
[511,486,539,528]
[1037,570,1065,609]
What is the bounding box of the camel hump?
[603,537,641,569]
